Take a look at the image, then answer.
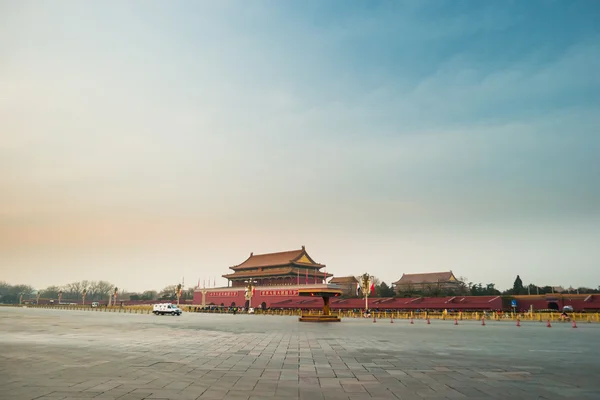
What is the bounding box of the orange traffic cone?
[427,318,431,325]
[516,318,521,327]
[454,318,458,326]
[481,317,486,326]
[547,320,552,328]
[572,320,577,329]
[410,318,414,324]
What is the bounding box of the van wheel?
[171,312,175,316]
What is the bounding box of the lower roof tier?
[223,266,333,280]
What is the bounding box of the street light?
[244,280,258,310]
[360,273,373,316]
[176,283,182,306]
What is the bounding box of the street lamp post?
[360,273,373,316]
[176,283,182,306]
[244,280,258,311]
[82,288,87,306]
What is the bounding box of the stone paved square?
[1,307,599,400]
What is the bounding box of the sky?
[1,0,599,293]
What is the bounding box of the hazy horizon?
[2,1,599,293]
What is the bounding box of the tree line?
[2,275,599,304]
[368,275,600,299]
[0,281,195,304]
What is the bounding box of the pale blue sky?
[1,1,599,292]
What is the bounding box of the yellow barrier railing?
[193,309,600,323]
[12,305,600,323]
[14,304,153,314]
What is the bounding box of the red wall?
[195,288,303,308]
[514,295,600,311]
[193,289,600,311]
[193,290,505,310]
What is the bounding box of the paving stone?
[2,308,600,400]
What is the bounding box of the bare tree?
[456,276,470,296]
[142,290,158,300]
[64,281,85,300]
[0,283,35,303]
[40,286,62,299]
[92,281,113,300]
[159,285,178,300]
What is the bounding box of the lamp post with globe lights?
[176,283,183,306]
[360,273,374,316]
[244,280,258,311]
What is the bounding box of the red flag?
[370,282,375,295]
[252,287,256,296]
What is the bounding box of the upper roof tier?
[223,267,333,279]
[230,246,325,271]
[329,276,359,284]
[393,271,457,285]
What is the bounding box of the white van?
[153,303,182,316]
